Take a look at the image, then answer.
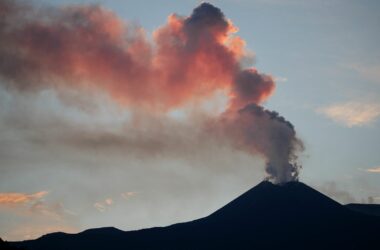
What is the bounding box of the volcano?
[10,181,379,250]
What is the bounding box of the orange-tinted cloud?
[0,1,274,111]
[0,191,72,221]
[365,167,380,173]
[94,197,115,212]
[121,192,136,200]
[0,191,48,205]
[94,202,106,212]
[0,189,77,241]
[318,101,380,127]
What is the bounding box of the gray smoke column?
[0,1,304,183]
[215,104,304,184]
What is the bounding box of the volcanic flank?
[11,181,380,250]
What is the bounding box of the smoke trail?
[215,104,304,184]
[0,1,303,183]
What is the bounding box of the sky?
[0,0,380,241]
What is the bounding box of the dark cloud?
[232,69,275,109]
[184,3,229,43]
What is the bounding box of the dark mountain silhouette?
[346,203,380,217]
[9,181,380,250]
[0,238,26,250]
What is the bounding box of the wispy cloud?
[0,191,73,220]
[365,167,380,173]
[94,193,136,212]
[121,192,136,200]
[0,191,48,205]
[317,101,380,127]
[0,190,77,240]
[94,197,115,212]
[29,201,74,220]
[94,202,106,212]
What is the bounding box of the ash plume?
[0,1,303,183]
[215,104,304,184]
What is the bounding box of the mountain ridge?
[10,181,380,250]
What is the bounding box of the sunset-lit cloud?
[0,190,77,240]
[0,0,275,112]
[94,198,115,212]
[94,194,136,213]
[0,191,72,220]
[94,202,106,212]
[29,201,73,220]
[317,102,380,127]
[365,167,380,173]
[121,192,136,200]
[0,191,48,205]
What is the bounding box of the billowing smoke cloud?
[211,105,304,183]
[0,1,273,110]
[0,1,303,183]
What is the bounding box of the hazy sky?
[1,0,379,241]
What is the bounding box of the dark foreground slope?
[0,238,25,250]
[11,181,380,250]
[346,203,380,217]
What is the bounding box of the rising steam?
[0,0,303,183]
